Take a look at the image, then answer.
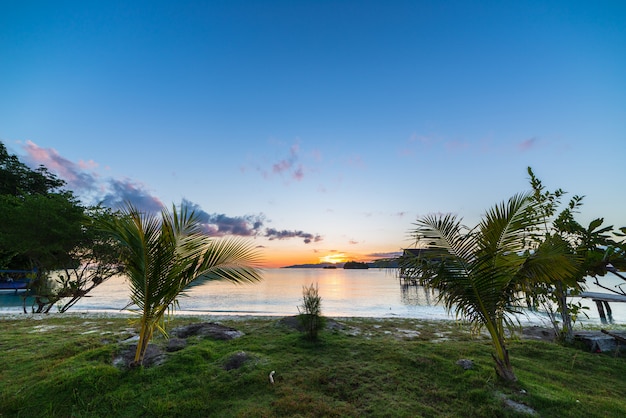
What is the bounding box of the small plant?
[297,282,325,340]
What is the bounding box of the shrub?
[297,283,325,340]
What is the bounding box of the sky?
[1,1,625,268]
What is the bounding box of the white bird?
[269,370,276,384]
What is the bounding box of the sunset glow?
[319,253,347,264]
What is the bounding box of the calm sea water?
[1,268,625,325]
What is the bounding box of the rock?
[521,326,556,342]
[113,344,166,369]
[495,392,537,416]
[223,351,251,371]
[277,316,304,331]
[456,359,474,370]
[172,322,244,340]
[166,338,187,352]
[276,315,344,332]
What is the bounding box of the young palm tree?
[99,203,262,365]
[403,193,578,381]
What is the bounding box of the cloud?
[444,140,470,152]
[182,199,322,243]
[252,140,311,182]
[265,228,323,244]
[101,178,164,213]
[181,199,265,237]
[347,154,365,168]
[21,141,164,212]
[518,137,537,152]
[23,140,99,192]
[401,133,438,156]
[368,251,403,259]
[19,141,322,243]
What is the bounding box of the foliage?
[97,202,263,365]
[297,282,325,340]
[0,193,85,271]
[39,206,125,313]
[526,167,626,341]
[0,142,123,313]
[0,142,85,309]
[0,142,64,197]
[402,193,578,381]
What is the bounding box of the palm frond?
[96,201,263,365]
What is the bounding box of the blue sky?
[2,1,625,266]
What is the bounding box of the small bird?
[269,370,276,384]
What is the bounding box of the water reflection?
[1,270,626,324]
[399,283,438,306]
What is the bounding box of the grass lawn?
[1,314,626,417]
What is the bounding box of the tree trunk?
[485,321,517,382]
[492,350,517,382]
[133,321,154,366]
[556,283,574,343]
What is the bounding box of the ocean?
[1,268,625,326]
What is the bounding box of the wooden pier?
[575,329,626,353]
[575,291,626,324]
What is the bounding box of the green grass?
[1,315,626,417]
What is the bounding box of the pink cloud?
[272,159,292,174]
[347,154,365,168]
[78,159,98,170]
[400,133,438,157]
[21,141,163,212]
[293,164,304,181]
[255,139,310,182]
[445,140,470,152]
[518,137,537,152]
[23,141,96,190]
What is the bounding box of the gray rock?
[166,338,187,352]
[172,322,244,340]
[456,359,474,370]
[113,344,166,369]
[223,351,251,371]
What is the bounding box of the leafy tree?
[0,142,121,313]
[38,206,125,313]
[0,142,64,197]
[0,142,78,272]
[97,202,263,366]
[402,193,577,381]
[527,167,626,341]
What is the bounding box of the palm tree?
[402,193,577,381]
[99,202,263,366]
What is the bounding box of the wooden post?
[595,300,607,324]
[603,301,613,323]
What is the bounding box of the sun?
[319,253,347,264]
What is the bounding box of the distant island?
[283,260,397,269]
[343,261,369,269]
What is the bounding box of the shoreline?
[0,309,570,328]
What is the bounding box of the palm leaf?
[97,202,263,365]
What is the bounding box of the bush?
[297,283,325,340]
